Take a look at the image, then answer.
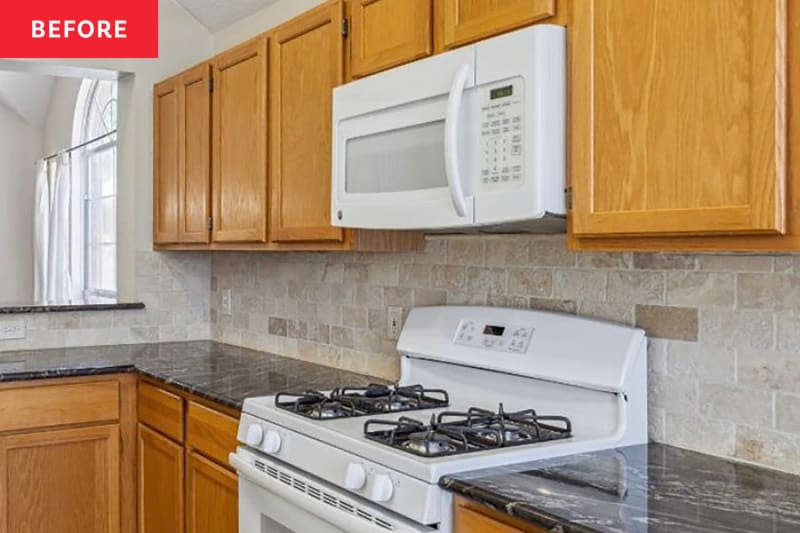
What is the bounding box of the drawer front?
[0,380,120,433]
[186,401,238,467]
[138,382,184,442]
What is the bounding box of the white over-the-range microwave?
[331,25,566,232]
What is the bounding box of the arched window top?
[73,79,117,144]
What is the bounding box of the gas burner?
[274,384,449,420]
[364,404,572,457]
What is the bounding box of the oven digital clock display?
[490,85,513,100]
[483,325,505,336]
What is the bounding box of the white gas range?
[230,306,647,532]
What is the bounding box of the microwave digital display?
[490,85,513,100]
[483,325,505,336]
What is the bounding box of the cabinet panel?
[571,0,786,237]
[138,381,184,443]
[453,496,549,533]
[186,451,238,533]
[350,0,432,78]
[153,81,180,244]
[0,424,120,533]
[186,401,238,467]
[441,0,556,50]
[269,0,345,243]
[138,424,184,533]
[179,64,212,243]
[212,36,269,243]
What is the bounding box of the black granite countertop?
[0,299,145,314]
[440,443,800,533]
[0,341,382,410]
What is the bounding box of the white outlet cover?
[387,307,403,340]
[0,321,25,340]
[221,289,232,316]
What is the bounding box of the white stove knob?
[369,473,394,502]
[263,430,282,454]
[343,463,367,490]
[244,424,264,447]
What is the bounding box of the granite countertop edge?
[0,302,146,314]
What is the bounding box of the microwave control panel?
[479,78,524,189]
[454,319,534,353]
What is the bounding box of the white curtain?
[33,154,74,304]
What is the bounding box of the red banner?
[0,0,158,58]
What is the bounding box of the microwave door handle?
[444,63,471,217]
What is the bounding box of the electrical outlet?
[0,321,25,340]
[221,289,232,316]
[387,307,403,340]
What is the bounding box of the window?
[73,79,118,299]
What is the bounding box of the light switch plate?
[387,307,403,340]
[0,321,25,340]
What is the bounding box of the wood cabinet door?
[153,79,180,244]
[0,424,120,533]
[571,0,786,238]
[138,424,183,533]
[178,64,212,243]
[441,0,556,50]
[269,0,345,244]
[212,36,269,243]
[186,451,238,533]
[350,0,432,78]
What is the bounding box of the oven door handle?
[444,63,471,218]
[230,453,433,533]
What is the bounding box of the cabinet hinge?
[341,18,349,38]
[207,216,213,230]
[208,77,214,93]
[564,187,573,210]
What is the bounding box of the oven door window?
[345,120,446,194]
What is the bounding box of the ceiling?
[0,71,55,128]
[174,0,280,32]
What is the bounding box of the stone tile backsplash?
[210,235,800,473]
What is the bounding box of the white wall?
[41,77,82,157]
[212,0,325,52]
[0,103,41,302]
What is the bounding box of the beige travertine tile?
[412,289,447,307]
[576,252,632,269]
[738,273,800,310]
[354,285,383,308]
[367,264,400,286]
[341,306,367,328]
[384,287,413,307]
[667,341,735,384]
[330,326,354,348]
[735,426,800,474]
[508,268,553,297]
[413,237,447,264]
[528,298,577,314]
[529,236,576,267]
[446,291,487,305]
[635,305,698,341]
[486,238,530,267]
[399,264,431,288]
[700,309,774,349]
[607,271,665,304]
[553,270,605,300]
[648,338,669,375]
[468,267,508,293]
[738,349,800,392]
[649,375,698,415]
[487,294,529,308]
[344,263,368,283]
[700,255,774,272]
[665,413,736,456]
[700,384,773,426]
[431,265,467,290]
[634,253,697,270]
[666,272,735,308]
[447,239,486,265]
[578,301,635,325]
[776,394,800,432]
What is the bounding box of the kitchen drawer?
[138,381,184,442]
[186,401,238,467]
[0,380,119,433]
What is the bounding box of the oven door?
[332,47,477,230]
[231,450,435,533]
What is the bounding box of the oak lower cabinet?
[348,0,433,78]
[137,380,239,533]
[453,495,550,533]
[570,0,788,245]
[0,375,136,533]
[186,452,238,533]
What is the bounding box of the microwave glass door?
[345,121,446,194]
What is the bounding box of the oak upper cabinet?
[0,424,121,533]
[269,0,345,244]
[153,79,180,244]
[138,424,184,533]
[349,0,433,78]
[211,36,269,243]
[186,452,238,533]
[440,0,557,50]
[570,0,786,239]
[153,65,212,245]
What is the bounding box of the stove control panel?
[454,319,533,353]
